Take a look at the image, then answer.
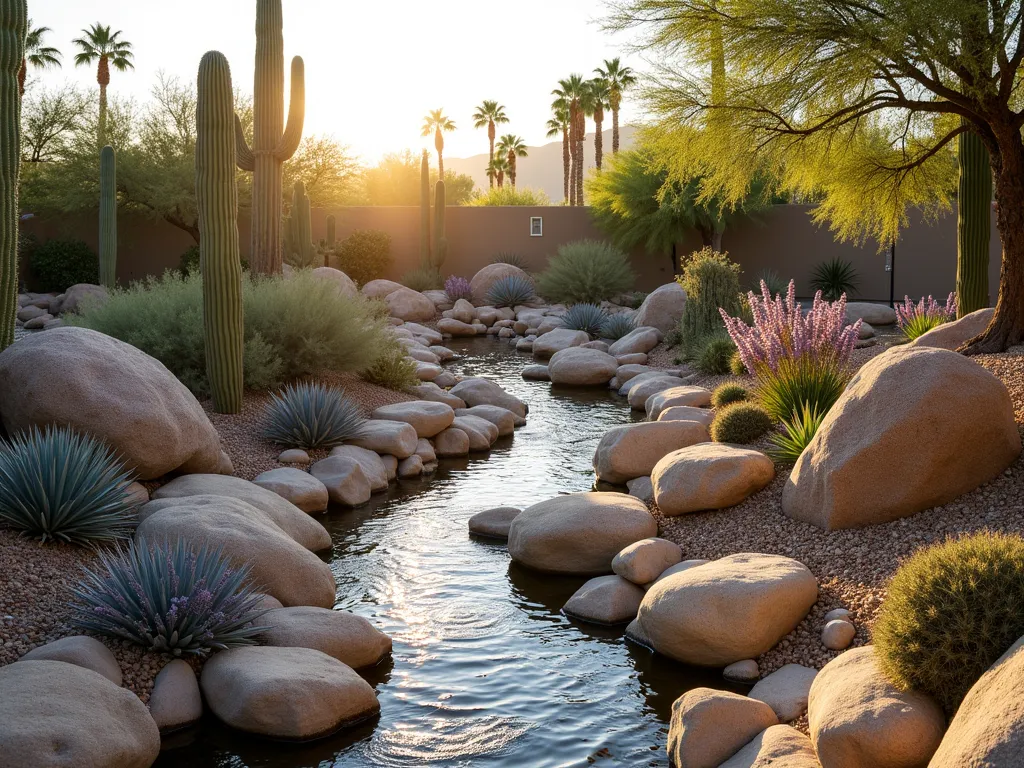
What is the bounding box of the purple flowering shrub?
[70,537,268,656]
[720,280,860,420]
[895,293,957,340]
[444,275,473,303]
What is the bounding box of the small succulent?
[70,536,269,656]
[767,402,825,463]
[711,383,749,408]
[710,402,775,444]
[444,275,473,303]
[263,381,366,450]
[0,425,136,546]
[561,303,608,336]
[492,251,529,271]
[600,313,636,340]
[487,275,535,308]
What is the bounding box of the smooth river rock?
[594,420,710,485]
[562,575,645,625]
[653,443,776,516]
[19,635,122,686]
[468,506,522,540]
[347,418,419,459]
[548,346,619,386]
[372,401,455,437]
[611,538,683,586]
[261,606,392,669]
[667,687,779,768]
[252,467,329,514]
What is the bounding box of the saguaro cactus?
[0,1,25,351]
[284,180,315,267]
[325,214,336,247]
[420,150,430,267]
[234,0,305,276]
[197,51,244,414]
[956,124,991,317]
[432,179,446,270]
[98,145,117,289]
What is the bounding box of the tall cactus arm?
[274,56,305,162]
[234,114,255,172]
[0,0,25,351]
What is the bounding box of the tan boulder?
[434,426,470,457]
[651,558,711,585]
[468,506,522,540]
[347,418,419,458]
[310,266,357,298]
[508,492,657,575]
[594,420,710,484]
[533,328,590,360]
[612,538,683,585]
[749,663,818,722]
[470,263,530,304]
[310,455,372,506]
[261,606,392,669]
[561,575,645,625]
[634,283,687,333]
[608,327,661,356]
[149,659,203,732]
[548,346,620,386]
[720,724,821,768]
[808,646,944,768]
[450,377,527,418]
[456,404,518,434]
[626,375,686,410]
[252,467,329,514]
[783,346,1021,529]
[645,385,713,419]
[385,287,436,322]
[328,445,390,492]
[631,554,818,666]
[437,317,478,336]
[910,307,994,351]
[452,414,499,450]
[19,635,121,686]
[667,687,779,768]
[658,405,716,426]
[653,444,776,516]
[845,301,897,325]
[361,279,404,299]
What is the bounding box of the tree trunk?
[595,116,603,171]
[961,128,1024,354]
[697,225,714,248]
[956,125,991,317]
[712,229,723,252]
[98,83,108,149]
[437,150,444,180]
[488,133,495,189]
[562,129,570,204]
[612,107,619,155]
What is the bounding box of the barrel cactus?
[0,1,25,351]
[710,402,775,444]
[98,145,117,289]
[196,51,245,414]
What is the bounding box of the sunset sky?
[29,0,647,164]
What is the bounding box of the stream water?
[156,338,737,768]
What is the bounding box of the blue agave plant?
[486,275,535,308]
[561,303,608,337]
[600,313,636,340]
[70,536,269,656]
[263,381,366,450]
[491,251,529,271]
[0,425,136,545]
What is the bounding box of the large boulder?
[348,418,419,458]
[385,287,436,322]
[151,474,331,551]
[634,283,687,333]
[261,606,392,669]
[310,267,358,299]
[456,404,519,434]
[372,401,454,438]
[608,327,661,357]
[929,635,1024,767]
[470,263,530,304]
[252,467,329,514]
[19,636,121,685]
[328,445,390,492]
[782,346,1021,529]
[626,375,686,410]
[508,492,657,576]
[137,497,337,608]
[200,647,379,740]
[60,283,108,314]
[533,328,590,360]
[468,506,521,540]
[310,455,372,506]
[658,405,716,427]
[594,421,710,484]
[149,659,202,733]
[749,663,818,722]
[434,426,470,457]
[437,318,478,337]
[910,306,994,351]
[562,575,645,625]
[0,660,160,768]
[645,385,712,419]
[0,327,225,480]
[845,301,897,325]
[808,646,944,768]
[450,377,527,418]
[362,279,405,299]
[653,444,776,516]
[452,414,499,450]
[630,554,818,666]
[667,687,779,768]
[719,725,821,768]
[548,347,619,386]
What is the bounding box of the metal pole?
[888,241,896,308]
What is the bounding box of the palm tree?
[553,75,591,205]
[546,106,571,205]
[594,58,636,155]
[487,154,509,189]
[472,100,509,187]
[21,21,62,96]
[73,24,134,148]
[497,134,528,188]
[588,77,611,171]
[421,108,456,178]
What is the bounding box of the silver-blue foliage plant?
[263,380,366,450]
[486,275,535,308]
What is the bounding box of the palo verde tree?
[607,0,1024,353]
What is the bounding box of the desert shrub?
[601,312,636,340]
[561,303,608,336]
[896,293,957,340]
[692,333,737,375]
[757,268,788,298]
[710,402,775,444]
[712,382,749,408]
[30,238,98,292]
[68,270,388,397]
[810,257,859,300]
[444,275,473,303]
[329,229,392,287]
[263,381,366,450]
[0,425,136,545]
[621,291,648,310]
[401,266,442,292]
[729,350,747,376]
[535,240,635,304]
[70,536,268,656]
[180,245,201,275]
[767,402,825,463]
[491,252,529,271]
[677,248,743,360]
[873,533,1024,714]
[468,187,550,206]
[487,275,536,308]
[362,336,419,391]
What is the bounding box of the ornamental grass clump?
[767,402,825,463]
[712,382,749,408]
[710,402,775,444]
[0,425,136,546]
[264,381,366,450]
[561,303,608,336]
[70,536,269,656]
[873,532,1024,715]
[535,240,635,304]
[444,275,473,303]
[896,293,957,340]
[601,312,636,340]
[721,280,860,421]
[487,275,536,308]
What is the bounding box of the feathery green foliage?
[71,536,268,656]
[810,258,859,301]
[362,335,419,391]
[329,229,392,286]
[601,312,636,340]
[29,238,98,291]
[400,266,442,292]
[536,240,635,304]
[468,186,550,206]
[873,533,1024,715]
[676,248,742,359]
[710,402,775,444]
[561,303,608,336]
[0,425,135,545]
[711,382,748,408]
[487,275,536,308]
[693,333,737,374]
[263,381,366,450]
[767,402,825,463]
